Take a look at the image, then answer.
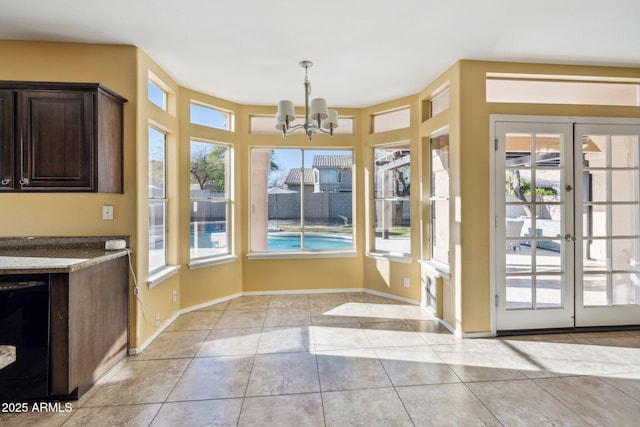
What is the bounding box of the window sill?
[419,259,451,280]
[147,265,181,289]
[366,252,413,264]
[247,250,357,260]
[189,254,237,270]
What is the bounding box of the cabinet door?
[18,91,94,190]
[0,90,14,191]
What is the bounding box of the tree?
[190,145,226,191]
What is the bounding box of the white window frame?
[371,142,412,259]
[148,125,167,274]
[189,140,234,266]
[429,131,450,266]
[248,147,355,259]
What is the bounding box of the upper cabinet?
[0,82,127,193]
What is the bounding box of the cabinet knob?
[19,178,30,186]
[0,178,10,186]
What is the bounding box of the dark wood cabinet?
[49,255,129,397]
[0,82,127,193]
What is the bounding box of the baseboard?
[242,288,364,296]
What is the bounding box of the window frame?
[248,147,355,258]
[148,125,168,274]
[189,139,233,263]
[371,142,412,258]
[429,132,450,266]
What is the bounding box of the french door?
[494,117,640,331]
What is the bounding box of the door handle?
[565,184,573,192]
[0,178,10,186]
[19,178,30,186]
[565,234,576,242]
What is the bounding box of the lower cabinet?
[49,256,128,398]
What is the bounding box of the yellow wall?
[0,41,137,239]
[454,60,640,334]
[6,41,639,346]
[238,105,365,293]
[361,96,422,301]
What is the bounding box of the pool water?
[268,234,353,250]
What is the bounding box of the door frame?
[489,115,640,335]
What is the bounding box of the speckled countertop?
[0,236,129,274]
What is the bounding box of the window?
[429,87,450,118]
[250,148,353,253]
[486,75,640,106]
[373,143,411,255]
[249,115,354,135]
[372,107,410,133]
[430,133,450,265]
[190,103,233,131]
[148,126,167,272]
[190,141,230,260]
[148,80,167,111]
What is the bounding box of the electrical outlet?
[155,313,161,327]
[403,277,410,288]
[102,205,114,220]
[172,290,177,303]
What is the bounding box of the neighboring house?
[312,155,352,193]
[284,168,315,192]
[284,155,353,193]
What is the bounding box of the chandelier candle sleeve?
[310,98,328,120]
[275,60,338,142]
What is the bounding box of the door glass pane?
[506,276,532,309]
[534,134,561,164]
[537,204,562,237]
[537,276,562,308]
[583,238,607,271]
[506,248,532,274]
[585,205,608,236]
[583,135,607,167]
[612,273,639,305]
[535,169,561,194]
[585,170,607,202]
[611,135,637,168]
[536,240,562,272]
[505,169,532,202]
[612,239,638,270]
[506,203,530,222]
[611,205,637,236]
[611,170,637,201]
[583,274,608,306]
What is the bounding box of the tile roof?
[284,168,314,185]
[312,155,352,168]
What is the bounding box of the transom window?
[190,102,233,131]
[148,80,167,111]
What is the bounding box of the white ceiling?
[1,0,639,107]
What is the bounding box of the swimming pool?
[191,223,352,250]
[267,234,353,250]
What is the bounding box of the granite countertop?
[0,237,129,274]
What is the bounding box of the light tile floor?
[2,292,640,426]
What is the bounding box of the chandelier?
[275,60,339,142]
